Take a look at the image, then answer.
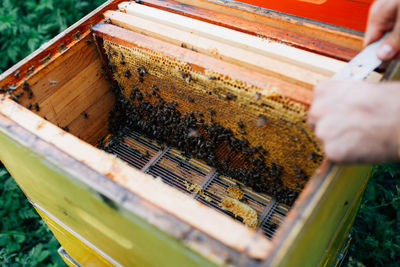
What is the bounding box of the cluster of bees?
[98,42,319,205]
[0,81,39,112]
[100,77,303,205]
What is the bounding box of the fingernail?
[377,44,394,60]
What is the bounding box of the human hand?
[307,80,400,163]
[364,0,400,60]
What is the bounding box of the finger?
[377,11,400,60]
[314,115,337,142]
[308,80,345,129]
[323,139,348,163]
[306,110,317,131]
[307,98,330,130]
[306,118,315,132]
[364,0,397,46]
[312,79,336,100]
[323,130,361,163]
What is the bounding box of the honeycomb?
[101,39,323,205]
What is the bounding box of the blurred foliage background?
[0,0,399,266]
[0,0,105,73]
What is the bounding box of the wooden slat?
[171,0,363,51]
[39,60,109,127]
[11,35,113,145]
[92,23,313,105]
[139,0,360,61]
[118,2,347,77]
[67,90,115,145]
[17,37,99,108]
[105,10,324,88]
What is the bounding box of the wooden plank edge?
[104,10,324,89]
[91,22,313,105]
[263,162,337,266]
[118,2,347,76]
[172,0,363,51]
[139,0,359,61]
[0,98,272,260]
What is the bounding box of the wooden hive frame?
[93,4,381,202]
[0,0,394,266]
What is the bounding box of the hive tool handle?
[332,33,389,81]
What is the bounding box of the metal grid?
[107,130,289,239]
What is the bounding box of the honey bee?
[225,92,237,101]
[208,108,216,116]
[124,69,131,78]
[151,84,159,91]
[22,81,30,91]
[13,70,21,78]
[137,66,147,76]
[58,43,67,52]
[11,95,19,103]
[256,115,267,127]
[62,126,70,132]
[26,66,35,76]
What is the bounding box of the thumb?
[377,21,400,60]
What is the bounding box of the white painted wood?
[104,10,325,87]
[118,2,347,76]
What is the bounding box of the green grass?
[0,0,399,266]
[0,162,66,266]
[0,0,105,73]
[347,163,400,266]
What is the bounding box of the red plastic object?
[239,0,372,32]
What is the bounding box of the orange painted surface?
[239,0,372,32]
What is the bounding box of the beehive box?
[0,0,398,266]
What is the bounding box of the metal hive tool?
[106,130,289,239]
